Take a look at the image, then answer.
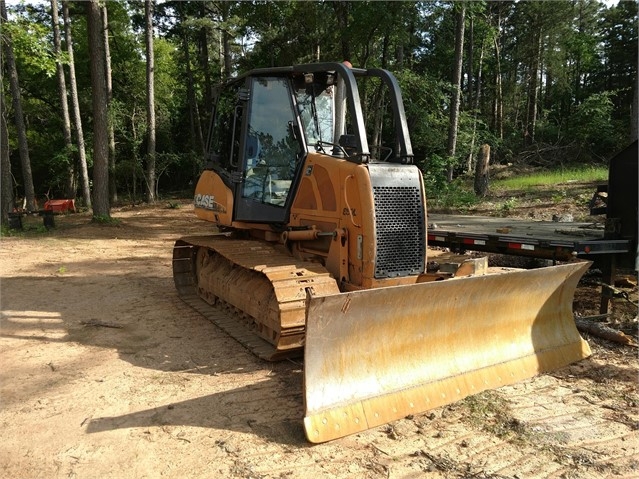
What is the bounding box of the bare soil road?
[1,202,637,479]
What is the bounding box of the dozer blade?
[303,262,591,443]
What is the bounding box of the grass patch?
[91,215,121,226]
[427,165,607,212]
[493,166,607,190]
[1,221,50,237]
[460,391,530,442]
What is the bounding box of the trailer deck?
[427,214,631,261]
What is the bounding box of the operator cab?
[203,63,413,225]
[205,70,337,224]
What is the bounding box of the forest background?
[1,0,637,223]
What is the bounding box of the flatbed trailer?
[427,214,631,262]
[427,140,637,314]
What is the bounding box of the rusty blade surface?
[303,262,591,443]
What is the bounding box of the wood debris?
[80,320,124,329]
[576,317,637,347]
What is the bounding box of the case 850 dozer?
[172,62,591,443]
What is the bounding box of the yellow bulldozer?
[172,62,591,443]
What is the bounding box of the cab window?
[207,82,242,171]
[295,85,335,147]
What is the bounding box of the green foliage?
[3,18,58,77]
[420,153,447,192]
[565,91,624,158]
[2,0,635,205]
[551,189,568,204]
[500,197,519,214]
[426,178,479,210]
[396,70,450,162]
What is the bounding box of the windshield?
[295,86,334,147]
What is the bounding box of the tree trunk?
[222,30,232,77]
[220,2,232,78]
[182,27,205,157]
[574,1,584,106]
[543,66,553,112]
[525,27,542,146]
[102,4,117,203]
[87,0,110,218]
[467,38,485,174]
[492,11,504,141]
[467,16,474,109]
[131,109,138,204]
[370,87,385,156]
[333,1,351,61]
[0,80,13,225]
[145,0,156,202]
[51,0,75,198]
[198,3,212,114]
[1,0,37,211]
[199,26,212,126]
[474,144,490,197]
[446,4,465,182]
[63,0,91,208]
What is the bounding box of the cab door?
[234,76,303,224]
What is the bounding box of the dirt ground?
[1,199,637,479]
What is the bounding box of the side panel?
[289,152,374,287]
[193,170,234,226]
[289,155,427,287]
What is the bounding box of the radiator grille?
[373,185,425,278]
